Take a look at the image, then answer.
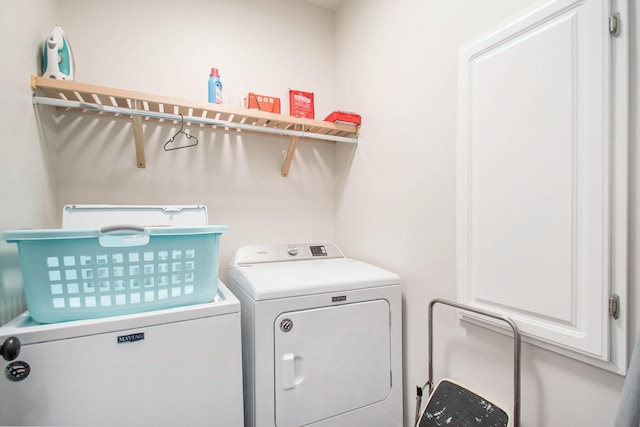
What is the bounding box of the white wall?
[46,0,339,269]
[1,0,638,426]
[0,1,59,228]
[0,0,339,323]
[335,0,638,426]
[0,1,59,324]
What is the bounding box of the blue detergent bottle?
[208,68,223,104]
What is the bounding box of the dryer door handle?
[282,353,295,389]
[281,353,304,389]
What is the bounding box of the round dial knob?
[1,336,21,362]
[287,245,298,256]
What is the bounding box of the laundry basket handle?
[100,225,145,234]
[428,298,521,427]
[98,225,149,247]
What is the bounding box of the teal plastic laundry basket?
[2,225,228,323]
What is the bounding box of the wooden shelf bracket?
[132,99,146,168]
[281,125,301,177]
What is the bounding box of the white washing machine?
[0,283,244,426]
[225,243,403,427]
[0,205,244,426]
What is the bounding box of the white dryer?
[225,243,403,427]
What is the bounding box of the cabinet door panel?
[457,0,627,372]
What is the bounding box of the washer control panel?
[234,243,344,265]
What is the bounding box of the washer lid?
[62,205,209,228]
[0,281,239,345]
[227,257,400,300]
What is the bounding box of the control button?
[287,245,298,256]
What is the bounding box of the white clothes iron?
[42,26,75,80]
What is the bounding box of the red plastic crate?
[324,111,361,126]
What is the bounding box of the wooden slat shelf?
[30,75,359,176]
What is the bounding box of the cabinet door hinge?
[609,294,620,319]
[609,12,620,37]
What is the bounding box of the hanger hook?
[178,113,185,132]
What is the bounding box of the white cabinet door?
[274,300,391,427]
[457,0,628,372]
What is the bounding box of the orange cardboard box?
[244,93,281,113]
[289,89,314,119]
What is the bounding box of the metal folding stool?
[415,298,521,427]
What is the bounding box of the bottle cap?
[210,68,220,77]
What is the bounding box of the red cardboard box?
[244,93,281,113]
[289,89,314,119]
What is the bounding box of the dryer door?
[274,299,391,427]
